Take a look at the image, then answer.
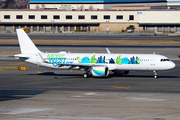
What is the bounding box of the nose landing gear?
[153,70,157,79]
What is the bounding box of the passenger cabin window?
[29,15,35,19]
[53,15,60,19]
[41,15,47,19]
[66,15,72,19]
[78,15,85,19]
[16,15,23,19]
[104,15,110,19]
[91,15,97,19]
[116,15,123,20]
[129,15,134,20]
[4,15,10,19]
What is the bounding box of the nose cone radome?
[169,61,176,69]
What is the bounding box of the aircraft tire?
[83,73,88,78]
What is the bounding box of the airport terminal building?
[29,0,168,9]
[0,8,180,33]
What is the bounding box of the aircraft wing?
[59,63,93,69]
[55,63,93,67]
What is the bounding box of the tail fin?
[16,29,42,54]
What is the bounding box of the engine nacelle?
[91,66,109,77]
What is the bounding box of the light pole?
[54,0,55,9]
[127,19,129,27]
[106,21,109,33]
[51,20,54,32]
[77,0,78,10]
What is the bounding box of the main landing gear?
[83,69,91,78]
[83,73,90,78]
[153,70,157,79]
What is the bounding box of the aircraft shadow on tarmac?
[27,72,179,79]
[0,90,47,102]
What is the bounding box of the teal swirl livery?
[14,29,175,79]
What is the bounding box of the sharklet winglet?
[106,48,111,54]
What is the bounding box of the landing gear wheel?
[83,73,89,78]
[153,70,157,79]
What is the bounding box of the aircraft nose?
[169,61,176,69]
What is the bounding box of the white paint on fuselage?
[24,53,175,71]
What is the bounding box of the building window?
[4,15,10,19]
[129,15,134,20]
[116,15,123,19]
[16,15,23,19]
[78,15,85,19]
[41,15,47,19]
[53,15,60,19]
[104,15,110,19]
[66,15,72,19]
[91,15,97,19]
[29,15,35,19]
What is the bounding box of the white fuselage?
[22,52,175,71]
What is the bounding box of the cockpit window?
[160,59,170,62]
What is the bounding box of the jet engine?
[91,66,109,77]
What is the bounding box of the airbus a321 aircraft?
[14,29,175,78]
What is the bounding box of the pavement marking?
[145,107,159,109]
[79,37,87,40]
[87,113,102,115]
[121,38,129,40]
[106,112,121,114]
[74,105,88,107]
[164,38,172,40]
[111,86,130,89]
[92,105,105,107]
[52,114,66,116]
[108,106,122,108]
[3,117,16,119]
[163,108,178,110]
[73,96,84,98]
[0,37,7,38]
[130,85,180,88]
[126,112,141,113]
[146,112,160,113]
[38,37,47,39]
[69,113,83,116]
[127,107,141,109]
[10,62,25,65]
[36,71,43,73]
[18,116,33,118]
[129,97,167,101]
[159,111,180,116]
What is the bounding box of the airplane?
[14,29,176,79]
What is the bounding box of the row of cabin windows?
[4,15,134,20]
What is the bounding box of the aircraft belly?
[116,64,150,71]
